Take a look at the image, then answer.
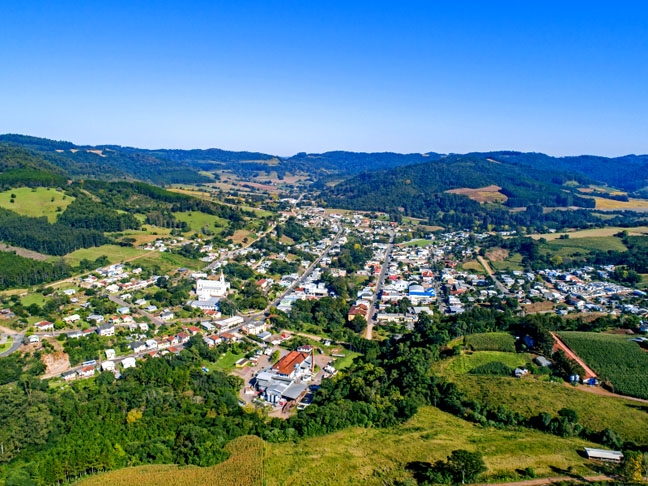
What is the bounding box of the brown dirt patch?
[446,185,508,203]
[523,301,555,313]
[485,248,509,262]
[0,243,51,261]
[42,351,71,376]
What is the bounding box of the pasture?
[59,245,145,266]
[265,406,595,485]
[437,351,530,375]
[530,226,648,241]
[172,211,228,233]
[0,187,74,222]
[454,375,648,445]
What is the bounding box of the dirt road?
[551,332,597,379]
[477,475,613,486]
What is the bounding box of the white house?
[121,357,136,369]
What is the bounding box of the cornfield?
[465,332,516,352]
[559,332,648,400]
[78,435,265,486]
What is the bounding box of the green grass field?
[489,253,524,272]
[134,252,203,273]
[460,260,486,274]
[212,351,247,372]
[0,187,74,222]
[401,239,435,247]
[453,374,648,445]
[331,350,361,370]
[465,332,516,352]
[546,236,627,253]
[60,245,145,266]
[20,293,46,307]
[558,332,648,400]
[0,336,13,354]
[438,351,530,375]
[172,211,228,233]
[265,406,597,485]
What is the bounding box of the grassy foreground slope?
[77,435,264,486]
[454,375,648,446]
[265,406,596,485]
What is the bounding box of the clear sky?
[1,1,647,156]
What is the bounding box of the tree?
[445,449,487,484]
[619,451,644,483]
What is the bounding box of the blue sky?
[1,1,647,156]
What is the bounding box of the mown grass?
[0,187,74,222]
[60,245,145,266]
[546,236,627,253]
[452,374,648,445]
[530,226,648,241]
[460,260,486,274]
[20,293,46,307]
[77,435,264,486]
[439,351,530,375]
[331,350,361,370]
[401,239,434,247]
[265,406,596,485]
[172,211,229,233]
[0,336,13,354]
[489,253,524,272]
[212,351,248,372]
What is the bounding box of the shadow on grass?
[405,461,432,484]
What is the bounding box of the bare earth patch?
[446,185,508,203]
[0,243,51,261]
[485,248,509,262]
[42,351,71,376]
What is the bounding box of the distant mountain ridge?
[0,134,647,191]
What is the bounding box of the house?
[61,370,77,381]
[87,314,105,324]
[117,306,130,315]
[135,299,147,306]
[78,366,95,379]
[188,296,220,311]
[67,330,83,339]
[204,335,222,347]
[105,349,116,360]
[347,304,369,322]
[63,314,81,324]
[27,335,40,344]
[121,357,136,369]
[272,351,313,379]
[201,321,215,332]
[97,324,115,337]
[176,332,190,343]
[34,321,54,332]
[129,341,146,353]
[101,360,115,372]
[160,310,174,321]
[145,339,158,350]
[241,320,267,336]
[584,448,624,463]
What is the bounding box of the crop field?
[172,211,229,233]
[265,406,596,485]
[593,196,648,210]
[437,351,530,375]
[453,375,648,445]
[59,245,145,266]
[465,332,516,352]
[0,187,74,222]
[558,332,648,399]
[78,435,264,486]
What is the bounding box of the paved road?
[0,333,23,358]
[477,255,510,295]
[365,234,394,340]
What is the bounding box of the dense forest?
[0,252,71,290]
[57,197,141,232]
[0,208,106,256]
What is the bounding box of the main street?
[365,232,394,340]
